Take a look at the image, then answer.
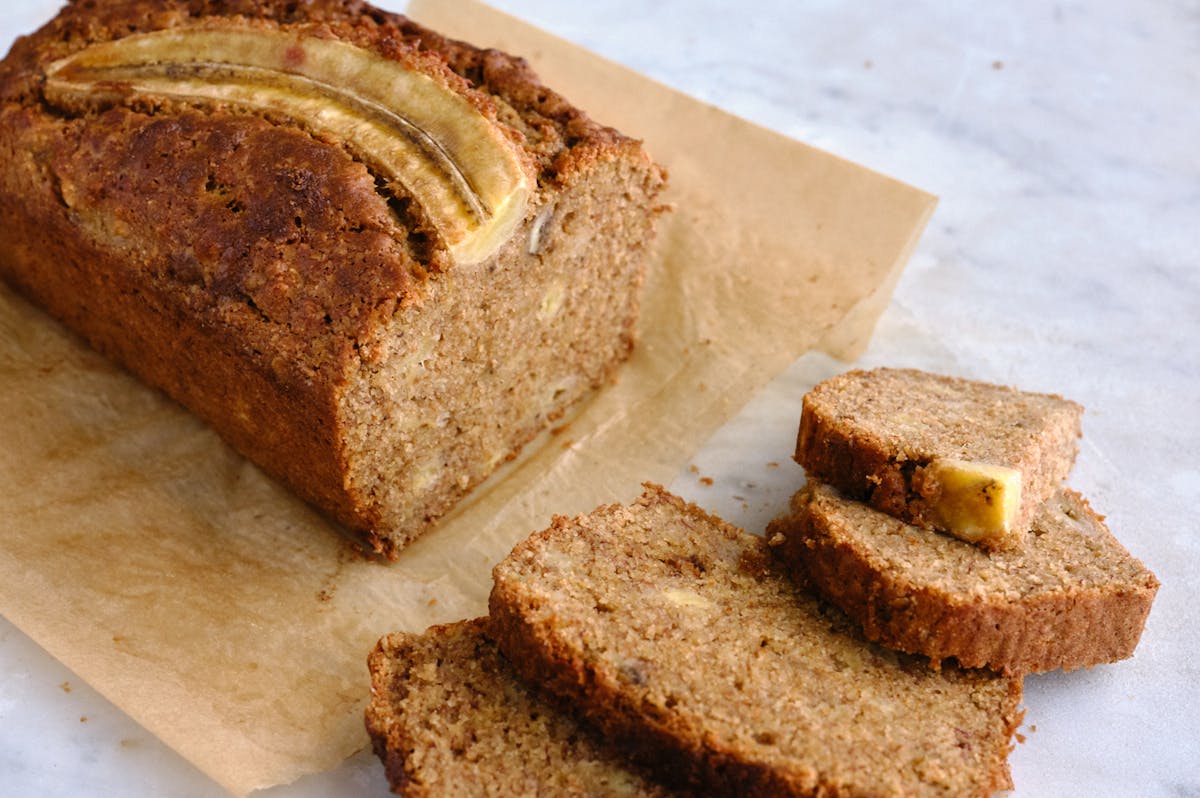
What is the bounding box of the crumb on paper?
[699,477,713,486]
[689,465,699,474]
[766,461,779,468]
[550,423,569,436]
[59,681,71,693]
[992,59,1004,70]
[80,716,88,723]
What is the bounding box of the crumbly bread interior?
[489,486,1022,798]
[343,154,657,553]
[771,482,1160,674]
[796,368,1083,547]
[365,618,671,797]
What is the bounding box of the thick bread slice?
[768,483,1160,675]
[795,368,1083,549]
[365,618,673,797]
[489,485,1023,798]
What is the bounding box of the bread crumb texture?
[366,618,671,797]
[490,486,1022,797]
[770,483,1159,674]
[795,368,1083,549]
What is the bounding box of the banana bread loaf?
[0,0,666,556]
[768,482,1159,674]
[365,618,674,797]
[795,368,1083,549]
[489,485,1023,797]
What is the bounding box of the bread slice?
[489,485,1023,798]
[769,482,1159,674]
[795,368,1083,549]
[0,0,666,556]
[365,618,674,797]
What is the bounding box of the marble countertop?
[2,0,1196,795]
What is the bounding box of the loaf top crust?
[0,0,658,384]
[365,618,672,797]
[489,485,1022,797]
[789,481,1160,602]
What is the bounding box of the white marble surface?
[2,0,1197,795]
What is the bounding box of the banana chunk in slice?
[43,25,530,265]
[927,458,1022,547]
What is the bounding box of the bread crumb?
[59,681,71,693]
[699,477,713,486]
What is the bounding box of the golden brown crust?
[490,485,1023,797]
[795,368,1084,548]
[769,483,1160,675]
[0,0,667,553]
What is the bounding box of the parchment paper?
[0,1,935,794]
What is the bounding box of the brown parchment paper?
[0,1,935,795]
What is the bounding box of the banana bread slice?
[365,618,673,797]
[0,0,666,556]
[769,482,1159,674]
[489,485,1023,798]
[795,368,1083,549]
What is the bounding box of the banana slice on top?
[43,25,531,265]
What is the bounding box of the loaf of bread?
[768,482,1159,674]
[365,618,673,797]
[795,368,1083,549]
[489,485,1023,797]
[0,0,666,555]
